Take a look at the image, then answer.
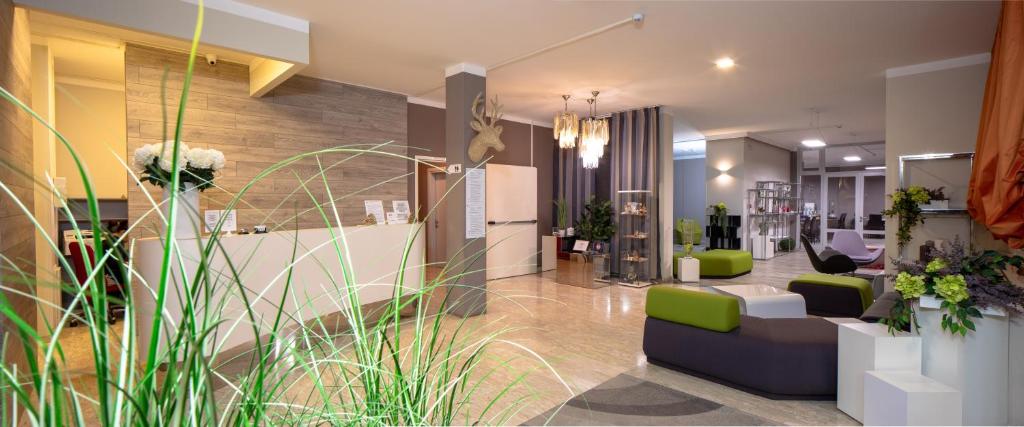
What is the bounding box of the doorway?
[821,171,886,245]
[415,158,447,264]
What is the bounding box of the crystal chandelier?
[553,94,578,149]
[579,91,609,169]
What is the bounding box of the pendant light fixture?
[579,91,609,169]
[553,94,579,149]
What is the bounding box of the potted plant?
[133,142,225,238]
[885,238,1024,424]
[553,198,568,237]
[576,196,615,252]
[921,186,948,210]
[709,202,728,226]
[882,185,931,251]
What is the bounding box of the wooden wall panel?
[0,0,36,366]
[125,45,407,237]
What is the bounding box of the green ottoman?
[690,249,753,278]
[787,273,873,318]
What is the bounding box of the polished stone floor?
[55,250,857,425]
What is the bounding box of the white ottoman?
[864,370,961,426]
[710,285,806,318]
[838,323,922,423]
[677,257,699,283]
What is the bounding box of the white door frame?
[820,170,885,243]
[412,155,446,221]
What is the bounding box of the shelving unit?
[706,214,741,250]
[746,181,801,260]
[616,190,653,287]
[897,152,976,255]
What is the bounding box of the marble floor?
[54,250,858,425]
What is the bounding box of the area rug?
[523,373,777,426]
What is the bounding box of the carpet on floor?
[523,373,777,426]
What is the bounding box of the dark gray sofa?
[643,286,839,400]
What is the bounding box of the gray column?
[444,64,486,317]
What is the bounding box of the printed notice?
[364,200,385,224]
[465,168,486,239]
[392,200,410,215]
[204,210,237,233]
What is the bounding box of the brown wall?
[406,103,555,251]
[126,45,407,236]
[0,0,36,365]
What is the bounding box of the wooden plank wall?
[0,0,36,365]
[125,45,408,237]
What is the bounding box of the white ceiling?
[58,1,1000,150]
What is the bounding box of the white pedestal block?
[541,235,556,272]
[838,323,922,423]
[918,296,1008,426]
[864,370,961,426]
[677,257,699,283]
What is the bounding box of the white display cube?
[676,257,699,283]
[864,370,961,426]
[838,323,922,423]
[917,296,1009,425]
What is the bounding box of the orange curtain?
[968,0,1024,248]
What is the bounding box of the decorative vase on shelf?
[162,182,202,239]
[921,199,949,210]
[916,295,1009,425]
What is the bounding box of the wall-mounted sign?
[465,168,486,239]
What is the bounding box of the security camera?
[205,53,218,66]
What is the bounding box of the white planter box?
[838,323,922,423]
[917,296,1009,425]
[677,257,699,283]
[864,370,962,426]
[921,200,949,210]
[751,235,774,260]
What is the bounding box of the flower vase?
[916,296,1009,425]
[162,182,202,240]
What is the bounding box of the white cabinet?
[838,322,922,423]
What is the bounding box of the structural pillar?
[444,63,487,317]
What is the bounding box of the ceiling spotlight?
[865,166,886,170]
[844,155,862,162]
[715,57,735,70]
[801,139,826,148]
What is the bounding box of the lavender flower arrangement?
[886,237,1024,335]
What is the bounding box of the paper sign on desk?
[573,240,590,252]
[465,168,486,239]
[204,210,237,233]
[392,200,410,215]
[386,212,409,224]
[364,200,385,224]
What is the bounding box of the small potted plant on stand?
[922,186,949,210]
[553,198,568,237]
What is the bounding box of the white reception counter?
[133,223,424,355]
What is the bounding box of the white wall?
[54,82,127,199]
[885,55,1024,424]
[706,136,792,249]
[674,157,707,229]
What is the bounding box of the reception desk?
[133,223,424,356]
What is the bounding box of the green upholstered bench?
[686,249,753,278]
[646,286,740,332]
[786,273,873,318]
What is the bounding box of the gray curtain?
[557,145,597,230]
[609,107,661,279]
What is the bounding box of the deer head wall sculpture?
[468,92,505,162]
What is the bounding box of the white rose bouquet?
[133,141,225,191]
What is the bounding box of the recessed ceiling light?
[844,155,862,162]
[865,166,886,170]
[801,139,826,148]
[715,57,735,69]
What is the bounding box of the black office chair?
[836,213,847,229]
[865,214,884,231]
[801,234,857,275]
